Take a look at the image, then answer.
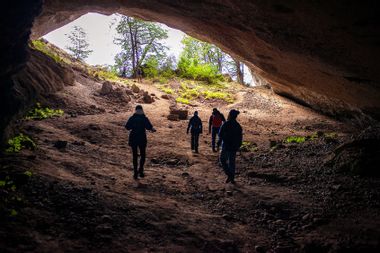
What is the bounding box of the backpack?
[212,114,223,127]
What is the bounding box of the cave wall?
[0,0,379,143]
[31,0,380,120]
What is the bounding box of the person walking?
[187,111,203,153]
[218,109,242,184]
[125,105,156,179]
[208,108,226,152]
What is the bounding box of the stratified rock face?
[29,0,380,120]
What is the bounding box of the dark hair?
[135,105,143,110]
[229,109,240,119]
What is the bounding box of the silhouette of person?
[187,111,203,153]
[208,108,226,152]
[218,109,242,184]
[125,105,156,179]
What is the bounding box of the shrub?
[284,136,306,144]
[203,90,234,103]
[5,134,36,153]
[240,141,258,152]
[177,56,224,84]
[160,86,174,94]
[176,97,190,105]
[25,103,64,120]
[142,57,159,78]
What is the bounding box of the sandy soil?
[1,73,379,253]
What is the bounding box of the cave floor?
[1,75,379,253]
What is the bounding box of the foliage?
[25,103,64,120]
[65,25,93,60]
[176,97,190,105]
[5,134,36,153]
[31,40,64,64]
[240,141,258,152]
[177,56,224,84]
[284,136,306,144]
[0,170,33,218]
[142,57,159,78]
[160,86,174,94]
[203,90,234,103]
[179,83,200,100]
[114,15,168,77]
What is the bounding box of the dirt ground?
[1,73,379,253]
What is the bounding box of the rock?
[167,114,180,121]
[255,245,266,253]
[101,215,112,223]
[161,94,171,99]
[125,88,134,95]
[142,91,154,104]
[169,106,188,120]
[302,214,311,221]
[181,172,190,177]
[131,84,140,93]
[226,191,233,196]
[54,140,67,149]
[99,81,113,95]
[274,246,294,253]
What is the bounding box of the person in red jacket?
[208,108,226,152]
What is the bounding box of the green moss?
[284,136,306,144]
[324,132,337,139]
[5,134,36,153]
[25,103,64,120]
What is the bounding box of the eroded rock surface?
[30,0,380,120]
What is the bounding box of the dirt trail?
[1,75,379,253]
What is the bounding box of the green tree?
[65,26,93,60]
[114,15,168,77]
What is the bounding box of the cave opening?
[0,1,380,252]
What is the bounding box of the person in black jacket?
[125,105,156,179]
[187,111,203,153]
[218,109,243,184]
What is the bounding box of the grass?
[5,134,36,153]
[25,103,64,120]
[31,40,66,65]
[160,86,174,94]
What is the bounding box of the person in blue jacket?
[187,111,203,153]
[125,105,156,179]
[218,109,243,184]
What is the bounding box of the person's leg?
[211,127,217,151]
[194,133,199,153]
[138,144,146,177]
[131,145,138,179]
[215,127,221,150]
[191,132,195,150]
[228,151,237,183]
[220,149,230,179]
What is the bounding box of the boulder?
[167,114,179,121]
[161,94,171,100]
[100,81,113,95]
[169,106,188,120]
[131,84,140,93]
[142,91,154,104]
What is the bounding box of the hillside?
[0,41,379,253]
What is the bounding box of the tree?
[113,15,168,77]
[65,26,93,60]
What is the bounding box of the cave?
[1,1,380,252]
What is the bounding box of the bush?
[177,56,224,84]
[203,90,234,103]
[284,136,306,144]
[160,86,174,94]
[176,97,190,105]
[25,103,64,120]
[142,57,159,78]
[5,134,36,153]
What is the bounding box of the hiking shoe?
[133,173,138,180]
[139,171,145,178]
[225,177,231,183]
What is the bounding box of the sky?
[43,12,252,83]
[43,13,185,66]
